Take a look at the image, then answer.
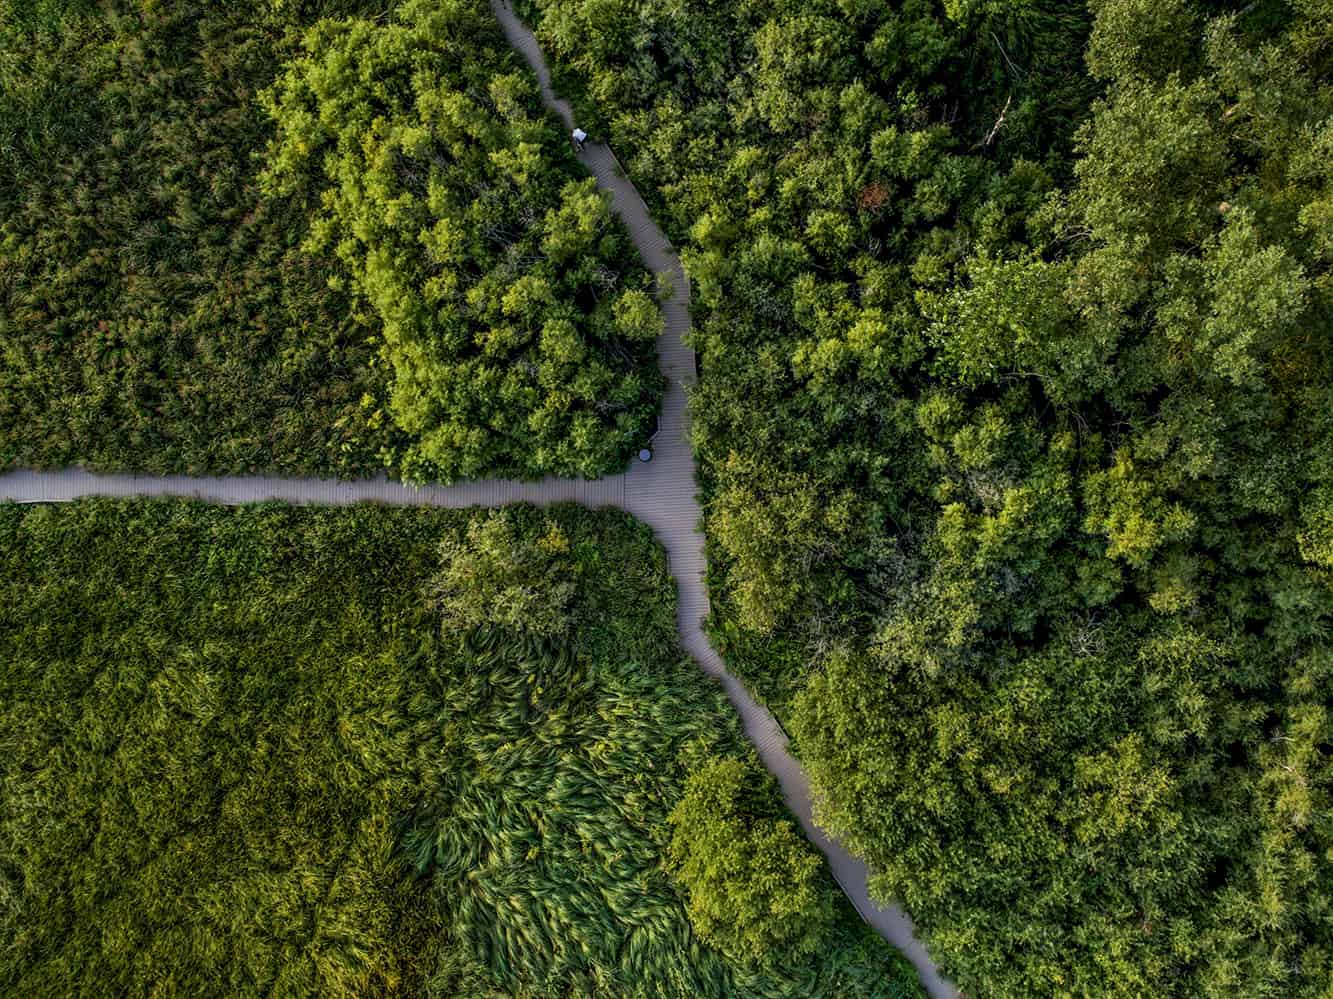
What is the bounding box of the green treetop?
[261,0,663,482]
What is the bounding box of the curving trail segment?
[0,4,955,995]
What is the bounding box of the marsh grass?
[0,499,922,998]
[0,2,402,477]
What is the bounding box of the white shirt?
[572,128,588,143]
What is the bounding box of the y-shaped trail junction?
[0,5,955,995]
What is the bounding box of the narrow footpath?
[0,5,955,995]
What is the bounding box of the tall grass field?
[0,499,923,998]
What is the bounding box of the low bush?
[667,749,836,965]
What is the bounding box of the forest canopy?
[517,0,1333,995]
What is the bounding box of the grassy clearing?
[0,499,922,998]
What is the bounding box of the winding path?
[0,5,954,996]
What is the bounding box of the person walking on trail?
[572,127,588,152]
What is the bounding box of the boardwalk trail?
[0,4,954,995]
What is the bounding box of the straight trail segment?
[0,4,956,995]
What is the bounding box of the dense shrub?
[430,510,578,637]
[667,750,836,965]
[515,0,1333,994]
[261,0,664,482]
[0,0,402,476]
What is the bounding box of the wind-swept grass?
[0,499,922,998]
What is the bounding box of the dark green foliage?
[517,0,1333,994]
[0,1,403,477]
[261,0,664,482]
[514,0,1096,236]
[0,499,923,998]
